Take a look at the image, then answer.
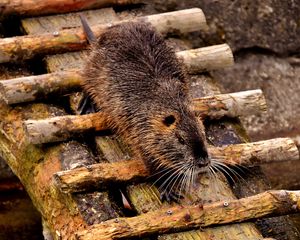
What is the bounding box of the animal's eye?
[163,115,176,127]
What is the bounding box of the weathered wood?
[0,8,207,63]
[54,159,148,193]
[24,112,109,144]
[0,45,234,104]
[0,70,82,104]
[75,190,300,240]
[0,0,141,17]
[210,138,299,166]
[21,8,119,35]
[23,90,266,144]
[0,103,88,239]
[177,44,234,72]
[193,89,266,118]
[53,138,299,193]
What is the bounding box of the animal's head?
[141,79,210,193]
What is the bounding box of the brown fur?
[82,22,210,196]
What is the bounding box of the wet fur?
[82,22,209,197]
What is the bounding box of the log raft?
[0,8,207,63]
[23,90,267,144]
[0,44,233,105]
[53,138,299,193]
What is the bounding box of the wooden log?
[24,112,109,144]
[23,90,266,144]
[177,44,234,72]
[0,0,141,17]
[75,190,300,240]
[0,45,234,105]
[53,138,299,193]
[0,70,82,104]
[0,8,207,63]
[53,159,148,193]
[210,138,299,166]
[193,89,266,119]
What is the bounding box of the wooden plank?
[21,8,119,35]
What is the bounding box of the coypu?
[80,17,210,201]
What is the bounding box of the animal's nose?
[196,156,210,168]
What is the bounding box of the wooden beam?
[23,90,266,144]
[75,190,300,240]
[0,0,141,17]
[53,138,299,193]
[0,8,207,63]
[0,44,233,105]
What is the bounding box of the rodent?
[80,17,210,201]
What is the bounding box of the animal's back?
[82,22,188,119]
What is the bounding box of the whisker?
[158,164,187,192]
[213,161,246,184]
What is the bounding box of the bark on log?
[0,0,141,17]
[210,138,299,166]
[0,70,82,104]
[54,138,299,193]
[193,89,266,119]
[75,190,300,240]
[0,44,234,104]
[177,44,234,72]
[0,8,207,63]
[24,112,109,144]
[23,90,266,144]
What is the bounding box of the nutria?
[80,17,210,201]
